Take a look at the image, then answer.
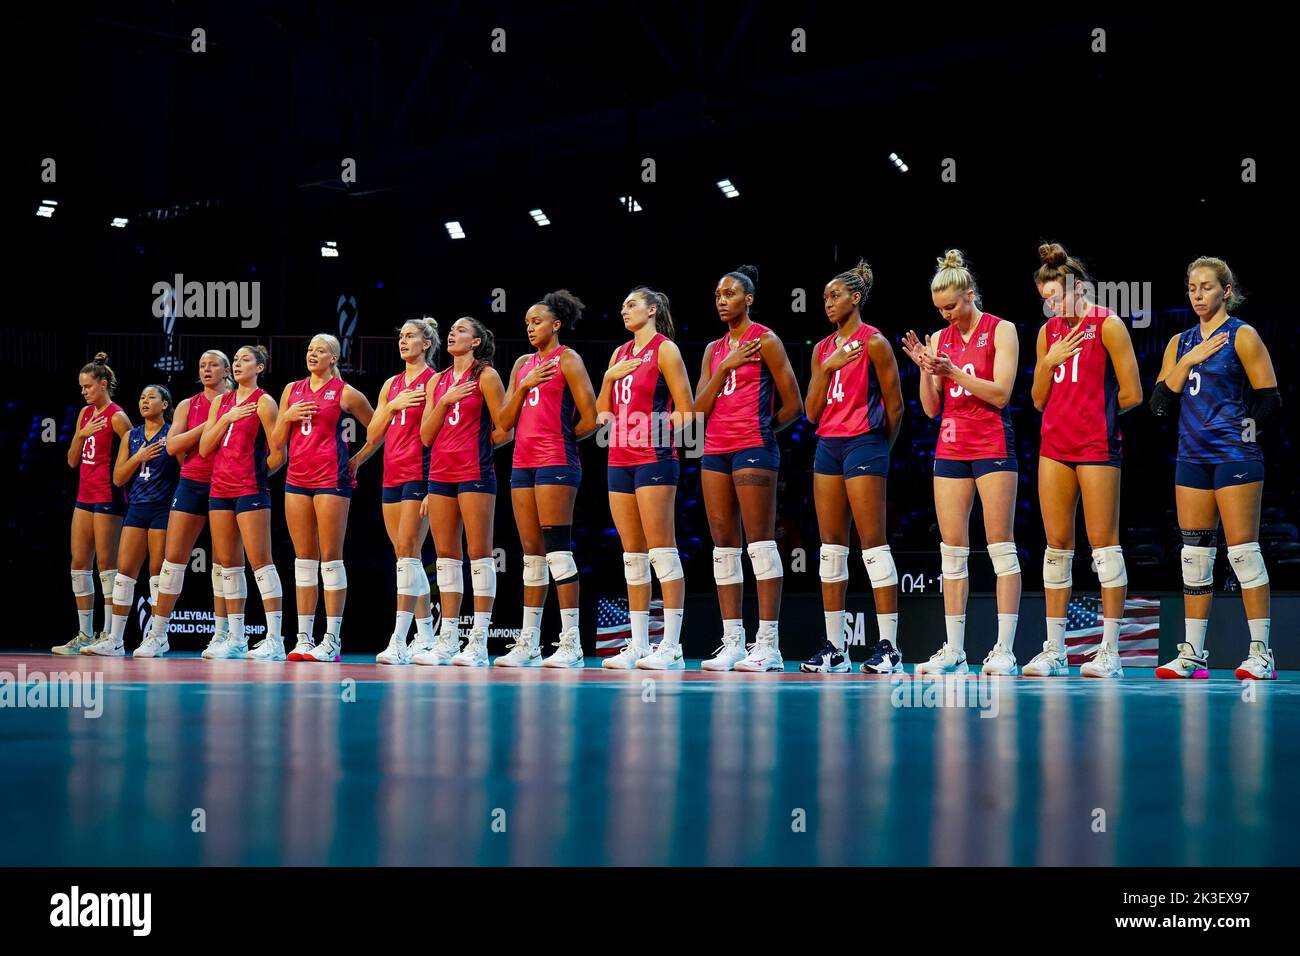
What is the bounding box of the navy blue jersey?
[1175,316,1264,463]
[126,422,180,505]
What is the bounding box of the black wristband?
[1149,380,1179,417]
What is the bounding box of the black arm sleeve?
[1248,386,1281,425]
[1149,380,1179,417]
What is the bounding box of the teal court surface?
[1,652,1296,866]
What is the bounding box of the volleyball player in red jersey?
[802,261,905,675]
[696,265,801,672]
[1026,242,1142,678]
[270,334,377,662]
[136,350,234,657]
[598,286,696,671]
[54,353,132,654]
[901,251,1022,675]
[198,345,284,661]
[494,290,599,668]
[416,317,510,667]
[371,317,441,665]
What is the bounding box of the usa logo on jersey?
[324,389,337,400]
[976,332,989,348]
[1082,325,1097,341]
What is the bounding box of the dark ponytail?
[145,384,174,423]
[630,286,675,340]
[460,317,496,380]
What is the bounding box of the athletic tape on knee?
[210,563,224,597]
[542,524,572,555]
[987,541,1021,577]
[111,574,137,607]
[649,547,684,583]
[436,557,463,593]
[222,565,248,601]
[939,543,970,580]
[471,557,497,598]
[523,554,550,588]
[321,560,347,591]
[70,570,95,598]
[149,575,160,606]
[747,540,783,581]
[1042,548,1073,589]
[1227,542,1269,589]
[545,550,579,585]
[294,558,320,588]
[623,552,651,586]
[819,544,850,583]
[1091,545,1127,589]
[1181,545,1215,594]
[253,564,283,600]
[863,545,898,588]
[713,546,744,586]
[159,559,187,596]
[1181,527,1216,549]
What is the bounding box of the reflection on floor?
[1,652,1295,865]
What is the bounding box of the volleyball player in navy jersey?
[54,354,132,655]
[1151,257,1279,680]
[83,386,179,655]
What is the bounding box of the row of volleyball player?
[58,243,1279,678]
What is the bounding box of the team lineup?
[56,243,1280,680]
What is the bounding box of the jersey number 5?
[1188,369,1202,396]
[527,386,540,407]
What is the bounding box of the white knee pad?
[436,557,463,593]
[471,557,497,598]
[111,574,137,607]
[158,559,187,596]
[1227,542,1269,589]
[1181,545,1216,594]
[210,563,224,597]
[1042,548,1073,589]
[747,540,783,580]
[987,541,1021,577]
[1091,545,1127,589]
[623,552,651,587]
[649,547,684,583]
[939,542,970,580]
[863,545,898,588]
[321,560,347,592]
[819,544,850,583]
[395,556,417,596]
[523,554,550,588]
[70,569,95,597]
[545,550,579,584]
[99,569,117,599]
[222,565,248,601]
[713,546,744,586]
[294,558,320,588]
[149,575,160,606]
[254,564,283,601]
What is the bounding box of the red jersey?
[935,312,1015,460]
[1040,306,1121,462]
[286,375,350,489]
[608,333,675,467]
[179,391,219,483]
[383,366,435,487]
[703,322,776,454]
[513,347,579,469]
[814,323,885,438]
[210,388,269,497]
[76,403,125,503]
[429,366,494,482]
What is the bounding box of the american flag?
[1065,595,1159,667]
[595,596,664,656]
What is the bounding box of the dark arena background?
[1,1,1295,925]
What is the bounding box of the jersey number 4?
[827,371,845,405]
